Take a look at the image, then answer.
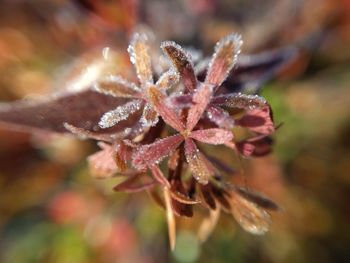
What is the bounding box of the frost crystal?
[99,100,142,129]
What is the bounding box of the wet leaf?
[190,128,233,145]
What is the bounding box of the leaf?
[0,90,136,134]
[230,193,271,235]
[128,32,153,87]
[184,139,211,185]
[167,94,193,109]
[140,103,159,127]
[199,184,216,210]
[113,174,156,193]
[186,84,213,131]
[223,47,298,93]
[236,106,274,135]
[212,93,267,110]
[237,135,274,157]
[206,106,235,129]
[235,187,281,211]
[170,190,201,205]
[98,99,143,129]
[132,134,184,170]
[190,128,233,145]
[161,41,197,92]
[92,75,141,98]
[87,142,119,179]
[149,165,171,188]
[156,69,180,90]
[205,33,242,87]
[147,86,185,132]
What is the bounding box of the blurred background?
[0,0,350,262]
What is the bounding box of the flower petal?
[205,33,242,87]
[161,41,197,92]
[92,76,141,98]
[190,128,233,145]
[186,84,213,131]
[128,32,153,87]
[236,106,274,135]
[98,99,143,129]
[206,106,235,129]
[140,103,159,128]
[147,86,185,132]
[156,68,180,90]
[184,139,211,184]
[230,193,271,235]
[212,93,267,110]
[113,174,156,193]
[132,134,184,170]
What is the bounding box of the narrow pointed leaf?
[235,187,281,211]
[113,174,156,193]
[140,103,159,127]
[212,93,267,110]
[170,190,201,205]
[230,193,271,235]
[132,134,183,170]
[200,184,216,210]
[206,106,235,129]
[161,41,197,92]
[237,135,273,157]
[184,139,211,185]
[92,75,140,98]
[150,165,171,188]
[236,106,274,135]
[156,69,180,90]
[167,94,193,109]
[190,128,233,145]
[98,99,142,129]
[147,86,185,132]
[205,34,242,87]
[186,84,213,131]
[64,123,115,141]
[128,32,153,87]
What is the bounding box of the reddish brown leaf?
[132,134,184,170]
[161,41,197,92]
[186,84,213,131]
[190,128,233,145]
[236,106,274,135]
[0,90,136,135]
[205,33,242,87]
[113,174,156,193]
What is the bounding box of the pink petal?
[206,106,235,129]
[92,76,140,98]
[205,33,242,87]
[128,32,153,87]
[132,134,184,170]
[186,84,213,131]
[184,139,212,185]
[236,106,274,135]
[146,86,185,132]
[190,128,233,145]
[161,41,197,92]
[212,93,267,110]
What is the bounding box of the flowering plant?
[0,29,295,249]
